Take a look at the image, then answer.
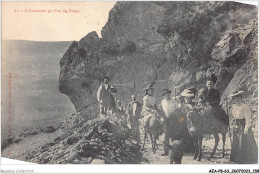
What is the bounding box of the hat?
[117,100,121,104]
[102,76,110,82]
[229,90,245,98]
[206,74,217,83]
[144,82,155,90]
[162,89,172,96]
[181,89,195,97]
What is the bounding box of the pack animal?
[186,108,228,161]
[163,138,184,164]
[142,115,162,154]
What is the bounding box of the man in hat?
[180,88,197,110]
[199,74,229,126]
[97,76,117,116]
[160,89,179,156]
[126,94,142,144]
[199,74,220,107]
[178,88,198,153]
[116,100,127,119]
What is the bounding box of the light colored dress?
[231,103,251,132]
[141,95,156,126]
[230,103,258,164]
[142,95,156,112]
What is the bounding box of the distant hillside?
[2,40,72,57]
[2,40,75,140]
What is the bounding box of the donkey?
[186,106,228,161]
[142,114,162,154]
[163,138,184,164]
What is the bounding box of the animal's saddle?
[199,106,218,131]
[142,110,160,127]
[199,105,229,131]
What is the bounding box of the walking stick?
[225,100,233,144]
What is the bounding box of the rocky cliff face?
[59,1,258,135]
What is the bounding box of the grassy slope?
[1,40,75,140]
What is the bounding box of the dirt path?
[1,130,62,161]
[2,129,234,164]
[140,134,234,164]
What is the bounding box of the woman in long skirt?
[140,83,157,126]
[229,91,258,164]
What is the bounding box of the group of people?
[96,75,258,164]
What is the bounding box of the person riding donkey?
[181,87,197,111]
[198,74,229,130]
[140,83,159,126]
[140,83,163,152]
[180,87,198,134]
[182,84,228,160]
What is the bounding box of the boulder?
[26,117,145,164]
[59,2,257,126]
[58,1,258,152]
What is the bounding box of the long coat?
[199,88,229,126]
[126,101,142,119]
[200,88,220,107]
[97,83,117,112]
[126,101,142,131]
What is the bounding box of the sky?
[2,1,116,41]
[1,1,258,41]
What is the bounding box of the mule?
[163,138,184,164]
[142,115,162,154]
[186,107,228,161]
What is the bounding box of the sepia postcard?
[1,1,259,173]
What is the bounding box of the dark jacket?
[117,106,126,115]
[126,101,142,119]
[200,88,220,107]
[117,106,124,113]
[97,83,117,111]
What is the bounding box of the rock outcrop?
[25,116,144,164]
[59,2,257,136]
